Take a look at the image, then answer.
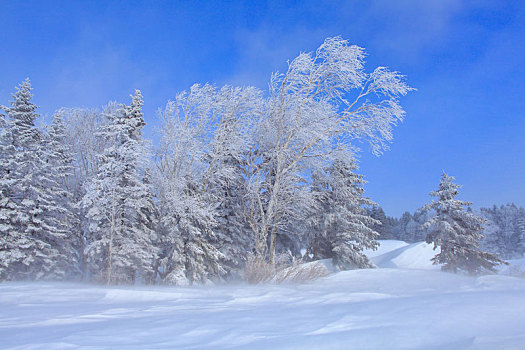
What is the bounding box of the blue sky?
[1,0,524,217]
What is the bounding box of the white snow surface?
[2,241,525,349]
[363,239,409,258]
[498,257,525,277]
[368,240,441,269]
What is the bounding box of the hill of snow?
[368,240,441,269]
[498,257,525,277]
[363,240,409,258]
[2,260,525,349]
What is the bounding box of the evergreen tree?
[367,206,390,240]
[45,113,81,276]
[423,172,505,275]
[478,204,525,259]
[82,90,157,284]
[391,209,431,242]
[393,211,412,241]
[0,100,17,278]
[162,177,227,285]
[519,216,525,256]
[307,153,379,270]
[47,113,76,194]
[0,79,76,280]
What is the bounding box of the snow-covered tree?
[202,86,261,275]
[246,36,413,264]
[478,204,525,259]
[82,90,157,284]
[423,172,505,275]
[367,206,397,240]
[59,106,115,279]
[0,79,78,280]
[41,112,81,277]
[0,97,17,279]
[389,209,431,242]
[155,84,231,285]
[307,151,379,269]
[519,216,525,256]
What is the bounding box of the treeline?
[0,37,413,285]
[0,37,514,285]
[371,203,525,259]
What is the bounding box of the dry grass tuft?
[244,254,330,284]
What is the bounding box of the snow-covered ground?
[369,241,441,269]
[2,241,525,349]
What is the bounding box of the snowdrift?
[2,240,524,349]
[367,240,441,269]
[363,240,409,258]
[2,268,525,349]
[498,257,525,277]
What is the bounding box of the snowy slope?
[2,268,525,349]
[370,241,441,269]
[498,257,525,277]
[363,239,409,258]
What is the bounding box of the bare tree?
[246,37,413,263]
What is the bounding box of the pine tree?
[0,79,76,280]
[0,101,17,278]
[307,152,379,270]
[82,90,157,284]
[519,214,525,256]
[423,172,505,275]
[156,172,229,285]
[47,113,76,194]
[39,112,81,278]
[367,206,394,239]
[478,204,525,259]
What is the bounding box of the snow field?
[1,241,524,349]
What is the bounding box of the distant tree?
[307,152,379,269]
[423,172,505,275]
[367,206,395,239]
[478,204,525,259]
[390,209,431,243]
[392,211,412,241]
[519,216,525,255]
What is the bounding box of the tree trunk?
[107,213,115,285]
[269,226,278,265]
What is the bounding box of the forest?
[1,37,523,285]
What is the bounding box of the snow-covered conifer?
[307,152,379,269]
[423,172,505,275]
[39,112,81,277]
[82,90,157,284]
[478,204,525,259]
[0,79,77,280]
